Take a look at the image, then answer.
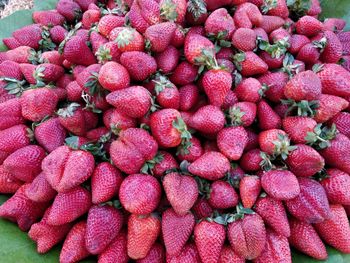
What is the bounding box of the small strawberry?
[240,175,261,208]
[19,63,36,84]
[314,94,349,123]
[110,26,144,52]
[317,63,350,97]
[155,45,180,74]
[0,60,23,79]
[63,35,97,66]
[12,24,42,49]
[227,102,257,127]
[234,3,262,29]
[82,9,101,29]
[127,213,161,260]
[58,103,87,136]
[317,31,343,63]
[98,231,128,263]
[152,75,180,109]
[75,0,97,11]
[128,1,151,34]
[25,171,56,202]
[152,151,179,177]
[0,165,23,194]
[232,28,257,51]
[257,100,282,130]
[0,98,25,131]
[5,46,35,64]
[208,180,239,209]
[177,136,203,162]
[192,196,214,220]
[120,51,157,81]
[145,22,176,52]
[282,116,317,144]
[33,10,65,26]
[50,25,67,44]
[190,105,225,134]
[178,84,199,111]
[205,8,235,40]
[166,243,201,263]
[239,149,262,172]
[235,78,263,103]
[233,51,268,77]
[217,127,248,161]
[56,0,82,22]
[258,129,295,158]
[184,33,215,65]
[98,61,130,91]
[170,61,198,86]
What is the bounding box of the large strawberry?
[317,63,350,97]
[235,78,263,103]
[320,168,350,205]
[120,51,157,81]
[109,128,158,174]
[189,105,225,134]
[98,231,128,263]
[282,116,317,144]
[205,8,235,40]
[239,175,261,208]
[0,98,24,131]
[163,172,198,215]
[208,180,239,209]
[184,33,215,65]
[98,61,130,91]
[63,35,97,66]
[109,27,144,52]
[194,220,226,263]
[233,2,262,29]
[12,24,42,49]
[233,51,268,77]
[119,173,161,214]
[145,22,176,52]
[314,94,349,123]
[217,127,248,161]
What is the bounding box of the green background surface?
[0,0,350,262]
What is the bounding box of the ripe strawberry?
[235,78,263,103]
[3,145,45,183]
[177,136,203,162]
[20,63,37,84]
[120,51,157,81]
[127,213,161,260]
[2,37,21,49]
[239,149,262,172]
[258,129,293,158]
[0,184,48,231]
[0,98,25,131]
[205,8,235,40]
[178,84,199,111]
[103,108,136,132]
[286,144,325,177]
[28,206,72,254]
[314,94,349,123]
[233,51,268,77]
[151,75,180,109]
[46,186,91,226]
[253,229,291,263]
[217,127,248,161]
[219,246,245,263]
[188,151,230,180]
[166,243,201,263]
[227,102,257,127]
[0,165,22,194]
[288,218,327,260]
[75,0,97,11]
[128,1,151,33]
[33,10,65,26]
[25,171,56,202]
[285,178,331,223]
[98,61,130,91]
[296,43,321,64]
[40,51,64,65]
[155,46,180,74]
[137,242,165,263]
[63,35,97,66]
[145,22,176,52]
[259,15,285,33]
[257,100,282,130]
[85,205,123,254]
[284,70,322,101]
[321,168,350,205]
[288,34,311,54]
[239,175,261,208]
[0,60,23,79]
[194,220,226,263]
[82,9,100,29]
[330,112,350,138]
[58,103,86,136]
[317,63,350,97]
[231,28,257,51]
[109,27,144,52]
[5,46,35,64]
[262,0,289,18]
[317,31,343,63]
[295,15,323,37]
[138,0,161,25]
[60,221,91,263]
[50,25,67,44]
[222,90,239,110]
[190,105,225,134]
[56,0,82,22]
[184,34,215,65]
[119,174,161,214]
[208,180,239,209]
[282,116,317,144]
[151,151,178,177]
[261,170,300,200]
[234,2,262,29]
[170,61,198,86]
[228,213,266,260]
[12,24,42,49]
[21,88,58,122]
[323,18,346,32]
[90,31,108,54]
[97,15,125,37]
[98,231,128,263]
[192,196,214,220]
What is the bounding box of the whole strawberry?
[320,168,350,205]
[190,105,225,135]
[208,180,239,209]
[217,126,248,161]
[145,22,176,52]
[240,175,261,208]
[0,98,25,131]
[120,51,157,81]
[63,35,97,66]
[98,61,130,91]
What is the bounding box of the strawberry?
[202,69,232,108]
[184,34,215,65]
[190,105,225,134]
[194,220,226,263]
[110,27,144,52]
[98,61,130,91]
[259,15,285,33]
[36,63,65,84]
[307,0,322,16]
[0,165,23,194]
[0,60,23,79]
[33,10,65,26]
[0,98,25,131]
[239,149,262,172]
[40,51,64,65]
[286,144,325,177]
[3,145,46,183]
[330,112,350,138]
[137,243,165,263]
[208,180,239,209]
[58,103,87,136]
[2,37,21,49]
[258,129,294,158]
[257,100,282,130]
[46,186,91,225]
[228,213,266,260]
[318,31,343,63]
[91,162,123,204]
[288,34,311,54]
[205,8,235,40]
[288,218,327,260]
[138,0,161,25]
[21,88,58,122]
[253,229,291,263]
[63,35,97,66]
[235,78,263,103]
[90,31,108,54]
[261,170,300,200]
[320,168,350,205]
[323,18,346,32]
[50,25,67,44]
[60,221,91,263]
[56,0,82,22]
[222,90,239,110]
[127,213,161,260]
[177,136,203,162]
[119,173,161,214]
[170,61,198,86]
[28,206,72,254]
[159,0,186,23]
[314,94,349,123]
[285,178,331,223]
[82,9,100,29]
[151,151,178,177]
[262,0,289,18]
[296,43,321,64]
[0,184,48,231]
[5,46,35,64]
[128,1,151,34]
[233,51,268,77]
[188,151,230,180]
[120,51,157,81]
[219,246,245,263]
[240,175,261,208]
[227,102,257,127]
[145,22,177,52]
[155,46,180,74]
[20,63,37,84]
[192,196,214,220]
[98,231,128,263]
[25,171,56,202]
[296,15,323,37]
[234,3,262,29]
[65,81,83,101]
[75,0,97,11]
[217,127,248,161]
[162,208,195,256]
[317,63,350,97]
[103,108,137,132]
[178,84,199,111]
[166,243,201,263]
[12,24,42,49]
[282,116,317,144]
[85,205,124,254]
[152,75,180,109]
[284,70,322,101]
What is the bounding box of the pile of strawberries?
[0,0,350,262]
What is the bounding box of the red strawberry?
[50,25,67,44]
[145,22,176,52]
[103,108,137,132]
[0,60,23,79]
[259,15,285,33]
[235,78,263,103]
[91,162,123,204]
[227,102,257,127]
[98,61,130,91]
[317,63,350,97]
[320,168,350,205]
[46,186,91,225]
[239,149,262,172]
[75,0,97,11]
[217,127,248,161]
[192,196,213,220]
[137,242,165,263]
[127,213,161,260]
[20,63,36,84]
[296,42,321,64]
[170,61,198,86]
[282,116,317,144]
[194,220,226,263]
[285,178,331,223]
[152,151,178,177]
[12,24,42,49]
[178,84,199,111]
[228,213,266,260]
[166,243,201,263]
[97,15,125,38]
[25,172,56,202]
[317,31,343,63]
[0,165,23,194]
[162,208,195,256]
[28,206,72,254]
[222,90,239,110]
[109,28,143,54]
[5,46,35,64]
[60,221,91,263]
[0,98,25,131]
[296,15,323,37]
[0,184,48,231]
[40,51,64,65]
[190,105,225,134]
[330,112,350,138]
[240,175,261,208]
[261,170,300,200]
[258,129,293,157]
[219,246,245,263]
[21,88,58,122]
[184,34,215,65]
[58,103,86,136]
[90,31,108,54]
[119,174,161,214]
[253,229,291,263]
[57,0,82,22]
[307,0,322,16]
[151,75,180,109]
[138,0,161,25]
[255,195,290,237]
[2,37,21,49]
[234,3,262,29]
[82,9,100,29]
[188,151,230,180]
[314,94,349,123]
[323,18,346,32]
[120,51,157,81]
[289,219,328,260]
[208,180,239,209]
[286,144,325,177]
[205,8,235,39]
[257,100,282,130]
[262,0,289,18]
[177,136,203,162]
[128,1,151,34]
[63,35,97,66]
[98,231,128,263]
[33,10,65,26]
[234,51,268,77]
[85,205,123,254]
[3,145,45,183]
[288,34,311,54]
[155,46,180,74]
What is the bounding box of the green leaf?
[320,0,350,31]
[292,246,350,263]
[34,0,59,11]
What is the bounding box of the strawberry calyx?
[187,0,207,21]
[114,27,136,49]
[1,77,27,96]
[272,133,297,160]
[103,199,123,209]
[140,152,165,175]
[261,0,278,14]
[26,127,35,142]
[226,106,246,126]
[305,123,337,149]
[312,63,324,73]
[258,37,290,59]
[95,45,113,64]
[195,176,211,198]
[281,99,319,117]
[212,204,255,225]
[172,116,193,153]
[287,0,312,19]
[152,74,175,95]
[259,151,275,171]
[58,22,82,54]
[81,91,102,114]
[282,53,301,78]
[33,65,46,87]
[224,165,241,189]
[57,102,81,118]
[312,37,328,52]
[258,83,270,97]
[194,48,217,69]
[84,71,103,96]
[232,52,246,71]
[31,115,51,130]
[39,26,56,52]
[160,0,178,22]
